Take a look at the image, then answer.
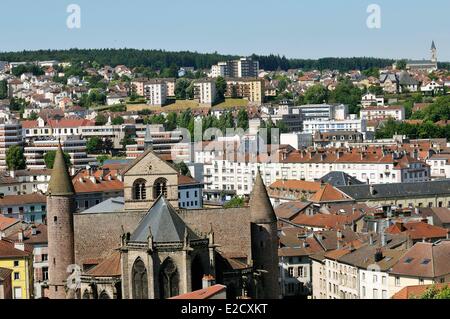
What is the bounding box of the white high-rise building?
[194,80,217,106]
[144,80,167,106]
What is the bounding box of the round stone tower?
[249,171,280,299]
[47,144,76,299]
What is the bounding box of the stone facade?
[47,195,75,299]
[123,151,179,211]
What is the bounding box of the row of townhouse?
[202,148,431,196]
[311,239,450,299]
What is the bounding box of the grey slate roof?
[82,197,124,214]
[338,180,450,201]
[320,171,364,187]
[130,196,199,243]
[398,71,419,86]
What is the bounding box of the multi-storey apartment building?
[24,136,95,169]
[6,224,48,299]
[21,118,95,142]
[125,125,190,161]
[211,57,259,78]
[144,79,167,106]
[193,79,217,106]
[297,104,348,121]
[302,117,367,135]
[360,106,405,121]
[225,78,264,105]
[0,120,23,170]
[203,147,431,196]
[0,193,47,223]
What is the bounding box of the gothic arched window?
[99,291,110,299]
[159,257,179,299]
[153,178,168,199]
[132,258,148,299]
[133,179,147,200]
[82,290,91,299]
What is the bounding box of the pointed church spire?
[431,40,436,50]
[48,143,75,196]
[250,170,277,224]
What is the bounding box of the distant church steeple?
[431,40,437,63]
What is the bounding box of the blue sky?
[1,0,449,60]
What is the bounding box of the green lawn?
[126,98,249,112]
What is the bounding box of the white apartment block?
[202,150,430,196]
[144,80,167,106]
[359,268,389,299]
[0,121,23,170]
[24,137,95,169]
[360,106,405,121]
[361,93,385,107]
[194,80,217,106]
[302,118,367,135]
[210,62,227,78]
[426,153,450,179]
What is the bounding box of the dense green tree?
[215,76,227,101]
[236,109,249,131]
[28,112,39,120]
[418,285,450,299]
[44,151,71,169]
[11,64,44,77]
[0,49,394,72]
[362,67,380,78]
[329,79,363,114]
[120,135,136,149]
[304,85,329,104]
[0,80,7,99]
[174,162,191,177]
[112,116,124,125]
[166,112,178,131]
[6,146,26,170]
[223,196,245,209]
[86,137,103,154]
[396,59,407,70]
[96,155,110,165]
[175,78,192,100]
[368,85,383,96]
[95,114,108,126]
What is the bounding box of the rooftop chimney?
[374,248,383,263]
[369,185,376,196]
[381,232,387,247]
[202,275,216,289]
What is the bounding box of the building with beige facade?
[225,78,264,105]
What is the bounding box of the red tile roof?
[85,251,121,277]
[292,211,363,230]
[392,283,449,299]
[0,239,32,259]
[309,184,352,203]
[170,284,227,300]
[0,215,20,231]
[385,221,448,240]
[0,193,46,206]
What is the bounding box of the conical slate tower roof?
[249,171,277,224]
[130,196,199,243]
[431,40,436,50]
[47,143,75,196]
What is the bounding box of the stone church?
[46,146,280,299]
